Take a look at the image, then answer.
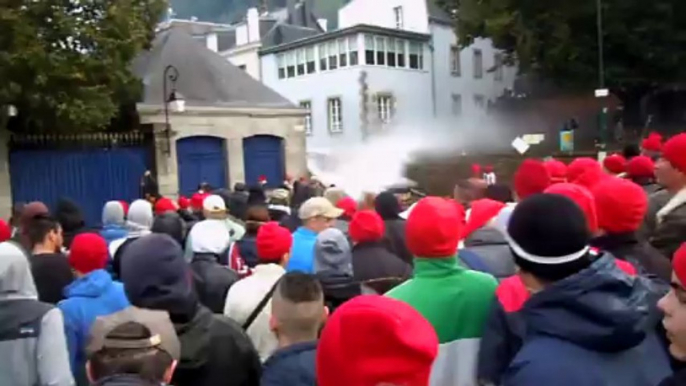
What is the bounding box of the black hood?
[152,212,186,247]
[317,270,361,300]
[173,306,213,370]
[55,197,85,232]
[374,191,402,220]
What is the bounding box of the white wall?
[339,0,429,34]
[223,44,262,80]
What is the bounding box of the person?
[627,155,662,195]
[19,201,50,250]
[224,222,292,361]
[58,233,130,385]
[0,218,11,243]
[55,198,89,251]
[349,210,411,294]
[642,132,663,160]
[140,170,159,203]
[499,194,670,385]
[314,228,361,312]
[333,196,356,235]
[0,241,74,386]
[544,158,567,184]
[592,178,672,283]
[386,197,497,386]
[317,295,438,386]
[120,234,262,386]
[189,192,208,220]
[261,273,326,386]
[454,179,487,209]
[484,183,514,203]
[657,243,686,385]
[184,195,244,263]
[288,197,342,273]
[177,196,197,224]
[234,205,270,268]
[110,200,153,279]
[374,191,413,266]
[153,197,178,216]
[151,211,186,247]
[647,133,686,258]
[323,187,346,208]
[188,219,239,313]
[603,153,627,176]
[9,201,25,239]
[513,159,551,201]
[100,201,127,247]
[28,213,74,304]
[227,183,249,223]
[268,188,292,225]
[567,157,602,183]
[85,307,180,386]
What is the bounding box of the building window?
[319,44,328,71]
[387,38,397,67]
[375,37,386,66]
[377,94,394,124]
[300,101,312,135]
[365,35,375,65]
[394,6,404,29]
[306,47,316,74]
[450,46,461,76]
[494,53,503,81]
[328,41,339,70]
[349,36,359,65]
[277,54,285,79]
[409,42,423,69]
[451,94,462,116]
[286,52,296,78]
[297,49,306,76]
[338,38,348,67]
[473,49,483,79]
[328,98,343,133]
[397,39,406,67]
[474,94,485,109]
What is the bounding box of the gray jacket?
[647,189,686,259]
[0,242,74,386]
[462,227,516,279]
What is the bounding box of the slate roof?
[261,23,323,49]
[427,0,452,24]
[133,28,296,109]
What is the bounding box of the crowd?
[1,132,686,386]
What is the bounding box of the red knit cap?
[154,197,178,215]
[642,132,663,152]
[406,197,462,258]
[177,196,190,210]
[317,295,438,386]
[68,233,109,274]
[484,165,494,173]
[462,199,505,240]
[592,178,647,234]
[336,197,357,218]
[674,243,686,285]
[349,210,385,243]
[514,159,551,200]
[545,183,599,233]
[0,219,11,242]
[627,155,655,179]
[118,201,129,216]
[190,193,208,211]
[567,157,601,182]
[662,133,686,174]
[573,165,608,190]
[471,163,482,178]
[544,159,568,184]
[603,154,627,175]
[256,222,293,263]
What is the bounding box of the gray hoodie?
[314,228,353,275]
[0,242,74,386]
[102,201,125,226]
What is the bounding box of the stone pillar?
[226,137,245,186]
[0,131,12,218]
[152,123,179,198]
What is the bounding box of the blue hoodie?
[100,224,128,247]
[287,227,318,273]
[503,256,671,386]
[58,269,130,380]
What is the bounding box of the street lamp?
[595,0,608,150]
[163,65,185,155]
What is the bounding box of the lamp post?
[162,65,184,154]
[595,0,608,150]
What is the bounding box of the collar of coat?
[657,187,686,225]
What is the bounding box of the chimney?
[286,0,297,24]
[247,8,260,43]
[318,18,328,31]
[206,32,218,52]
[304,0,316,28]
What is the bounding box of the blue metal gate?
[176,136,227,195]
[242,135,285,188]
[9,134,150,227]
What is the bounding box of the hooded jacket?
[314,229,361,312]
[100,201,128,246]
[502,256,671,386]
[462,227,516,280]
[110,200,153,279]
[120,234,262,386]
[261,341,317,386]
[0,242,74,386]
[55,198,88,250]
[647,188,686,259]
[287,227,318,273]
[351,241,411,294]
[374,192,413,266]
[151,212,186,247]
[57,269,130,383]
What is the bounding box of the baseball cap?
[87,306,180,360]
[298,197,344,220]
[203,195,226,213]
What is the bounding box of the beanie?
[627,155,655,179]
[603,154,627,175]
[471,163,482,178]
[190,193,208,211]
[545,183,598,233]
[118,201,129,216]
[674,243,686,285]
[336,197,358,218]
[154,197,177,216]
[177,196,190,210]
[349,210,385,243]
[662,133,686,174]
[642,132,663,152]
[544,159,567,184]
[69,233,109,274]
[507,194,590,265]
[567,157,601,183]
[462,199,505,240]
[256,222,293,263]
[592,178,647,234]
[0,219,10,243]
[317,295,438,386]
[514,159,551,200]
[406,197,462,258]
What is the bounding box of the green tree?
[0,0,166,133]
[440,0,686,124]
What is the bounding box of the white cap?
[298,197,343,220]
[190,220,231,254]
[203,195,226,213]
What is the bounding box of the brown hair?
[245,206,270,234]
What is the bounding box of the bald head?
[271,272,326,343]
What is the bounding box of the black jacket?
[28,253,74,304]
[261,341,317,386]
[351,242,411,294]
[172,306,262,386]
[592,232,672,285]
[316,270,361,313]
[55,198,89,249]
[236,234,259,268]
[190,254,239,314]
[374,192,413,266]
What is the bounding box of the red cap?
[545,183,598,233]
[259,175,268,183]
[349,210,385,243]
[662,133,686,174]
[514,159,551,200]
[68,233,109,274]
[627,155,655,179]
[642,132,663,152]
[154,197,178,215]
[592,178,647,234]
[0,219,11,242]
[118,201,129,216]
[567,157,601,182]
[603,154,627,175]
[462,199,505,240]
[256,222,293,263]
[177,196,190,210]
[336,197,357,218]
[484,165,494,173]
[674,243,686,285]
[406,197,462,258]
[544,159,568,184]
[471,163,482,178]
[190,193,208,211]
[317,295,438,386]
